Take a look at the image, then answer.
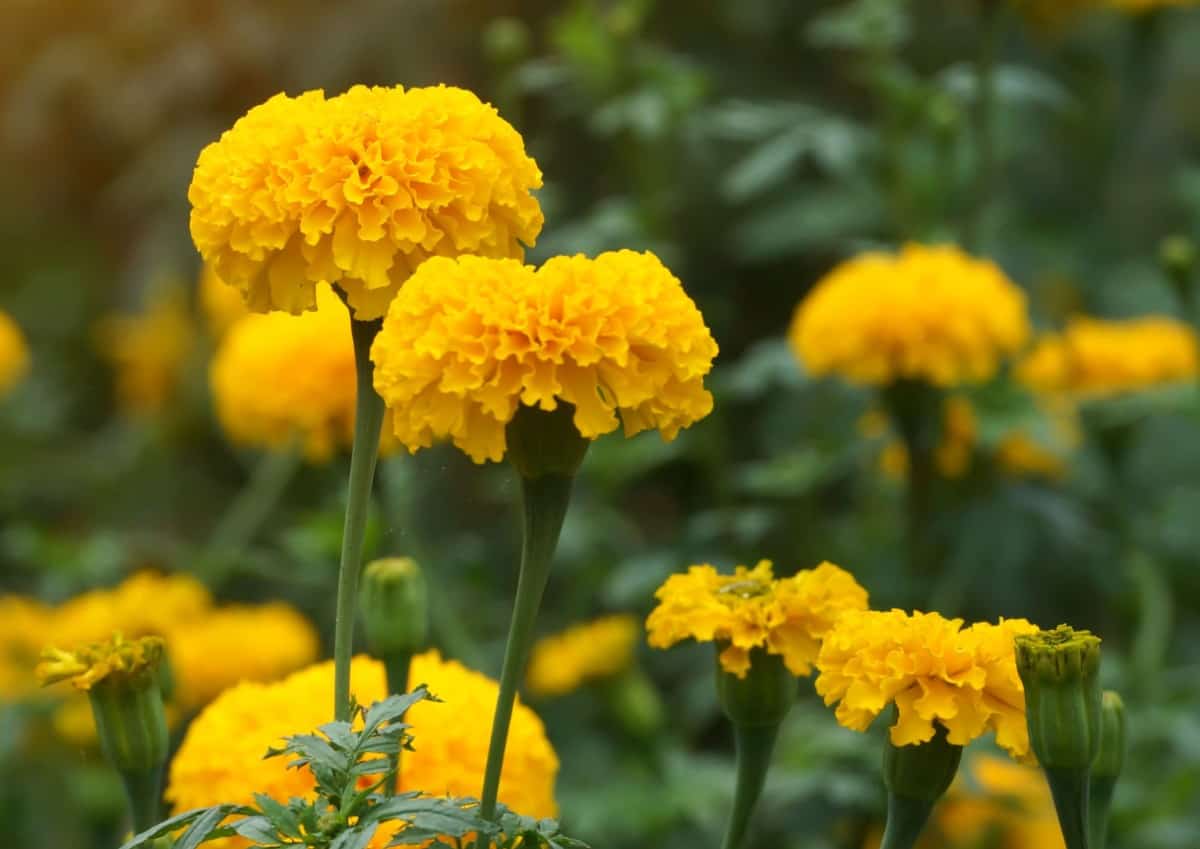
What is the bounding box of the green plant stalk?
[879,794,936,849]
[965,0,1004,249]
[479,472,575,820]
[121,767,164,835]
[1088,775,1117,849]
[1045,766,1091,849]
[883,381,942,578]
[383,653,412,796]
[720,722,781,849]
[333,317,386,722]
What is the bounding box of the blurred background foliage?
[2,0,1200,847]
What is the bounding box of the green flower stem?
[883,381,942,578]
[479,472,575,820]
[965,0,1005,250]
[383,654,411,699]
[121,766,164,835]
[878,794,936,849]
[333,316,386,722]
[1088,776,1117,849]
[720,722,782,849]
[1046,766,1092,849]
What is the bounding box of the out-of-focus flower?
[527,614,639,698]
[188,84,544,320]
[815,610,1038,758]
[646,560,869,678]
[0,310,30,397]
[197,264,248,338]
[0,596,54,700]
[1017,316,1198,398]
[51,571,212,649]
[371,250,719,464]
[167,653,558,848]
[94,290,196,416]
[211,283,396,461]
[789,244,1030,388]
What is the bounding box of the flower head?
[371,250,718,463]
[211,283,395,461]
[188,84,544,320]
[1017,316,1198,398]
[527,614,639,698]
[0,310,29,397]
[815,610,1038,757]
[789,244,1030,387]
[94,290,195,415]
[646,560,869,678]
[167,653,558,848]
[37,633,165,691]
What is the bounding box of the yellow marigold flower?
[37,633,165,691]
[167,603,320,711]
[526,614,639,698]
[789,244,1030,387]
[211,283,396,461]
[167,653,558,848]
[94,290,196,415]
[646,560,869,678]
[371,250,719,463]
[51,571,213,649]
[1017,316,1199,398]
[0,596,54,700]
[197,263,248,337]
[188,84,544,321]
[815,610,1038,758]
[0,310,29,397]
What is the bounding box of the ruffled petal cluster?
[0,310,29,397]
[526,614,639,698]
[167,653,558,849]
[371,250,719,463]
[211,283,395,461]
[189,84,544,320]
[1017,316,1198,398]
[815,610,1038,757]
[789,244,1030,387]
[646,560,869,678]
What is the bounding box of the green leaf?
[331,824,380,849]
[172,806,236,849]
[116,806,249,849]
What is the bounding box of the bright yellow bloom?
[815,610,1038,757]
[197,263,249,337]
[51,571,213,649]
[371,250,719,464]
[789,244,1030,387]
[37,633,165,691]
[94,290,196,415]
[527,614,639,698]
[0,310,29,397]
[166,604,320,711]
[167,653,558,848]
[1017,316,1198,398]
[0,596,54,700]
[646,560,869,678]
[863,753,1065,849]
[211,283,395,461]
[188,84,544,321]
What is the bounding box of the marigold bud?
[1015,625,1102,769]
[360,557,428,659]
[505,403,590,480]
[1089,691,1127,849]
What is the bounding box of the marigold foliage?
[211,283,395,461]
[646,560,869,678]
[526,614,639,698]
[0,310,29,397]
[1017,316,1199,398]
[371,250,718,463]
[189,84,544,321]
[815,610,1038,757]
[789,244,1030,387]
[36,633,165,691]
[166,653,558,849]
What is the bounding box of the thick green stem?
[965,0,1004,250]
[720,723,782,849]
[120,766,164,835]
[1045,766,1092,849]
[479,473,575,820]
[1088,776,1117,849]
[333,317,386,722]
[879,793,936,849]
[883,382,942,578]
[383,654,412,698]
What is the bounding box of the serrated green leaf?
[116,806,249,849]
[331,823,379,849]
[172,806,235,849]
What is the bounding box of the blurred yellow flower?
[167,653,558,848]
[1017,316,1198,398]
[51,571,212,649]
[0,596,54,700]
[789,244,1030,388]
[527,614,639,698]
[211,283,396,461]
[36,633,165,691]
[646,560,869,678]
[197,263,249,338]
[0,310,30,397]
[94,290,196,415]
[863,753,1065,849]
[189,84,544,321]
[371,250,719,464]
[815,610,1038,758]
